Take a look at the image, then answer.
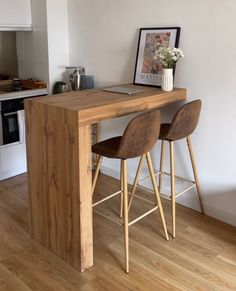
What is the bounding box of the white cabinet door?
[0,142,27,181]
[0,0,32,29]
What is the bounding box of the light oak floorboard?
[0,173,236,290]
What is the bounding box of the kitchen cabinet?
[0,86,48,181]
[0,142,27,181]
[0,0,32,30]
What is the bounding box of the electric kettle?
[66,66,85,91]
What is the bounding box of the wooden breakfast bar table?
[24,85,186,272]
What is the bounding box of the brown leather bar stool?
[130,100,204,238]
[92,109,169,273]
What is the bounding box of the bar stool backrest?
[117,110,161,159]
[167,99,202,141]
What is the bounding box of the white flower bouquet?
[153,47,184,69]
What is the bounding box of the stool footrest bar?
[160,183,196,200]
[128,206,158,226]
[163,171,195,184]
[138,171,195,186]
[175,184,196,198]
[138,171,162,184]
[93,205,159,227]
[128,192,155,205]
[137,176,196,199]
[92,190,121,207]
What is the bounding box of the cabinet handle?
[3,112,17,116]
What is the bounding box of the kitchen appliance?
[12,78,22,91]
[84,75,94,90]
[53,81,67,94]
[1,98,24,144]
[66,66,85,91]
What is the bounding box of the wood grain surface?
[27,85,187,125]
[0,173,236,290]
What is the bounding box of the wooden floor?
[0,173,236,290]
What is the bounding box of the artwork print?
[133,27,181,87]
[142,32,170,75]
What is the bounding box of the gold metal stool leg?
[92,155,102,196]
[169,141,176,238]
[186,136,204,214]
[122,159,129,273]
[159,140,166,193]
[146,152,169,241]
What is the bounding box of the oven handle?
[3,111,18,116]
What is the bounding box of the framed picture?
[133,27,181,87]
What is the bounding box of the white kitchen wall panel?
[0,0,32,30]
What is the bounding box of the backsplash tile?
[0,32,18,77]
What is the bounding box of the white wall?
[67,0,236,227]
[46,0,69,91]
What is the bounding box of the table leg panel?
[25,102,93,271]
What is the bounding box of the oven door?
[2,111,19,144]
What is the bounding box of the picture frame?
[133,27,181,87]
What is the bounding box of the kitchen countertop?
[29,85,186,126]
[0,88,48,101]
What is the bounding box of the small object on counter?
[77,75,94,90]
[21,78,48,89]
[79,75,86,90]
[66,66,85,91]
[12,78,22,91]
[53,81,67,94]
[85,75,94,89]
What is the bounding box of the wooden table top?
[25,85,187,126]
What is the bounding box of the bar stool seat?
[92,136,122,158]
[92,109,169,274]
